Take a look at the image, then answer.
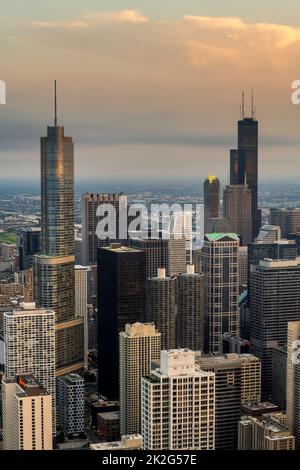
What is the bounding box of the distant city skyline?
[1,1,300,180]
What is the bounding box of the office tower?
[223,185,252,245]
[250,259,300,399]
[197,353,261,450]
[97,244,145,399]
[17,227,41,271]
[270,208,300,238]
[201,233,240,353]
[271,346,287,410]
[130,236,168,279]
[230,149,239,185]
[204,175,220,220]
[81,192,128,266]
[34,256,84,374]
[34,83,84,375]
[167,235,186,277]
[255,225,281,243]
[2,374,53,450]
[75,265,90,370]
[238,413,295,450]
[141,350,215,450]
[234,96,261,239]
[146,268,176,350]
[4,302,56,430]
[90,434,143,450]
[238,246,248,288]
[119,323,161,436]
[176,265,205,351]
[57,373,85,437]
[286,321,300,448]
[247,239,297,298]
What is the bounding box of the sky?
[1,1,300,181]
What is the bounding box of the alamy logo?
[291,80,300,105]
[0,80,6,104]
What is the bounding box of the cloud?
[33,10,148,30]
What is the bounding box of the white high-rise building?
[286,321,300,448]
[119,322,161,436]
[2,374,53,450]
[3,302,56,430]
[75,265,90,370]
[141,349,215,450]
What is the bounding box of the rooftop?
[205,233,239,242]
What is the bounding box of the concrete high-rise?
[197,353,261,450]
[4,302,56,431]
[223,185,252,245]
[146,268,176,350]
[75,265,90,370]
[2,374,53,450]
[250,259,300,399]
[57,373,85,437]
[119,323,161,436]
[286,321,300,448]
[97,244,145,399]
[201,233,240,353]
[141,350,215,450]
[238,413,295,450]
[176,265,205,351]
[34,83,84,376]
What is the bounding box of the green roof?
[205,233,239,242]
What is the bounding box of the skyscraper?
[197,353,261,450]
[223,185,252,245]
[81,192,128,266]
[97,244,145,399]
[146,268,176,350]
[2,374,53,450]
[204,175,220,233]
[141,350,215,450]
[17,227,41,271]
[270,208,300,238]
[130,235,168,279]
[57,373,85,437]
[230,94,261,239]
[286,321,300,449]
[119,323,161,436]
[4,302,56,431]
[176,265,205,351]
[250,259,300,398]
[75,265,90,370]
[34,82,84,375]
[201,233,240,353]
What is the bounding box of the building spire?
[54,80,57,127]
[241,91,245,119]
[251,87,255,120]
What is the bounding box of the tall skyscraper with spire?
[34,82,84,376]
[230,91,261,239]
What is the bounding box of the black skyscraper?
[97,244,145,399]
[230,93,261,239]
